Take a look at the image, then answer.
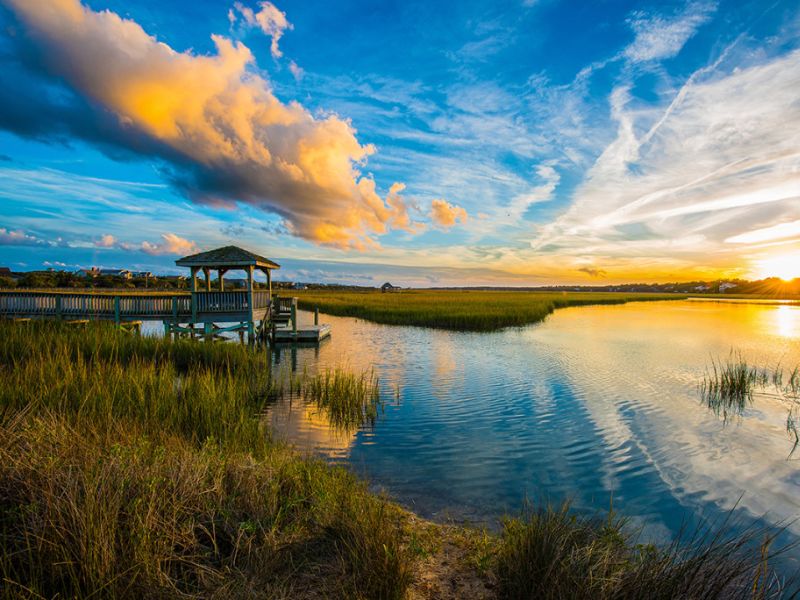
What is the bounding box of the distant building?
[0,267,11,276]
[98,269,132,279]
[381,282,397,293]
[131,271,153,278]
[719,282,738,292]
[694,284,709,292]
[76,267,99,278]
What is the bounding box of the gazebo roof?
[175,246,280,270]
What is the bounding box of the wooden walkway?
[0,290,272,323]
[0,291,328,344]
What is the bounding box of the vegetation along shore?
[295,290,684,331]
[0,321,796,599]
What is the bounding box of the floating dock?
[273,323,331,343]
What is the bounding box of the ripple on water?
[262,301,800,556]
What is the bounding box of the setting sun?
[754,253,800,281]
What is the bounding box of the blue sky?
[0,0,798,285]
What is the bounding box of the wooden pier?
[0,246,330,345]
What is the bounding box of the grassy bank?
[1,322,795,598]
[295,290,684,331]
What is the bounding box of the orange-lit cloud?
[3,0,413,250]
[94,234,116,248]
[430,199,468,228]
[98,232,199,255]
[139,233,199,256]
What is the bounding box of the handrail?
[0,290,273,321]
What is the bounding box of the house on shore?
[381,282,397,293]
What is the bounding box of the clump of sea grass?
[496,501,797,600]
[301,368,382,432]
[700,351,769,419]
[701,351,800,457]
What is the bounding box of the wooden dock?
[0,291,329,345]
[273,323,332,343]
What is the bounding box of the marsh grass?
[300,367,382,432]
[701,351,800,457]
[496,502,796,600]
[295,289,682,332]
[0,321,413,599]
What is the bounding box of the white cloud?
[0,227,43,246]
[231,1,292,58]
[532,48,800,277]
[623,2,717,63]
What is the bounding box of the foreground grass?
[295,290,684,331]
[1,322,796,598]
[0,322,413,599]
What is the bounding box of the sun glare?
[754,253,800,281]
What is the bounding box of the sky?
[0,0,798,286]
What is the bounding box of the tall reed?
[300,367,382,431]
[0,322,414,599]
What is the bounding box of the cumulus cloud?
[139,233,199,256]
[95,234,116,248]
[230,1,292,59]
[0,227,43,246]
[1,0,413,250]
[430,199,468,229]
[624,2,717,63]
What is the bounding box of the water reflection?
[265,301,800,552]
[144,301,800,560]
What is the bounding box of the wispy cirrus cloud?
[0,0,416,250]
[531,46,800,278]
[623,1,717,63]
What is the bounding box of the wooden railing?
[274,296,297,314]
[194,291,249,313]
[0,292,192,320]
[0,291,284,322]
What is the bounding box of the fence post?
[291,303,297,335]
[314,307,319,325]
[114,296,120,325]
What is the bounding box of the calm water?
[263,300,800,557]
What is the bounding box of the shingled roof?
[175,246,280,269]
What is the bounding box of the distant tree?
[0,276,16,288]
[18,272,55,288]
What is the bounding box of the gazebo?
[175,245,279,295]
[173,245,280,340]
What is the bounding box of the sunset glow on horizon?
[0,0,798,286]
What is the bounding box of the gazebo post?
[203,267,211,292]
[246,265,255,342]
[218,268,227,292]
